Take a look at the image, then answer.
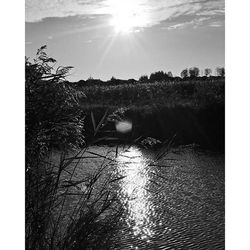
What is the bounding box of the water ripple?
[112,147,224,250]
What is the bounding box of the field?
[77,78,224,108]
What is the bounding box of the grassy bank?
[78,79,225,151]
[78,78,224,108]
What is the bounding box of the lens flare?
[115,120,132,133]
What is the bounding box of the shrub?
[25,47,124,250]
[139,75,149,83]
[180,68,188,78]
[188,67,200,78]
[216,67,225,77]
[25,45,85,162]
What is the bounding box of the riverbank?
[79,79,225,151]
[82,103,224,151]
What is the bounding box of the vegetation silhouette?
[26,46,126,250]
[72,66,224,87]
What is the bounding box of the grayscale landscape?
[25,1,225,249]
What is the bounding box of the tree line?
[139,66,224,82]
[180,67,225,78]
[72,66,225,87]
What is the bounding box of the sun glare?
[108,0,148,34]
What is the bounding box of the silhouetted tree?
[189,67,200,78]
[167,71,173,78]
[108,76,117,85]
[149,71,169,82]
[216,67,225,77]
[204,68,212,77]
[139,75,149,83]
[128,78,136,84]
[77,79,86,85]
[181,68,188,78]
[86,78,103,85]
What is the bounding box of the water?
[116,147,156,240]
[74,145,224,249]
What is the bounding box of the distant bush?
[127,78,137,84]
[189,67,200,78]
[86,78,103,85]
[204,68,212,77]
[181,68,188,78]
[216,67,225,77]
[139,75,149,83]
[149,71,170,82]
[167,71,173,78]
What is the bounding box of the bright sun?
[108,0,147,34]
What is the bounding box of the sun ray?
[95,32,118,71]
[107,0,148,34]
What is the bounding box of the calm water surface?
[79,145,224,249]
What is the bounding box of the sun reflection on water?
[116,146,155,240]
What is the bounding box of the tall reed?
[26,112,126,249]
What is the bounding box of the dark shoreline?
[83,103,225,152]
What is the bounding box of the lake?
[64,145,224,249]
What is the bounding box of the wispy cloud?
[197,9,225,16]
[26,0,224,30]
[25,0,105,22]
[84,39,92,43]
[167,17,211,30]
[208,21,224,27]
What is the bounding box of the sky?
[25,0,225,81]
